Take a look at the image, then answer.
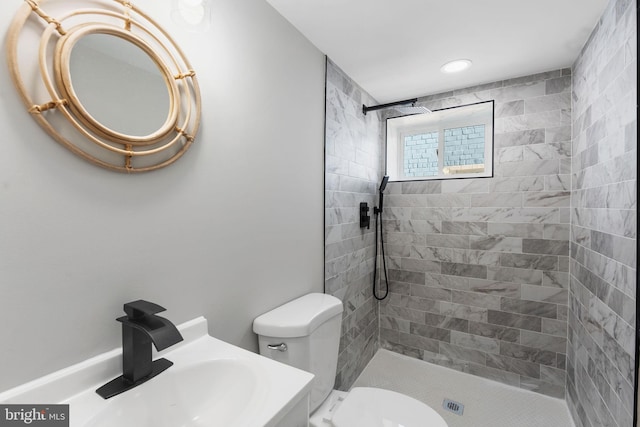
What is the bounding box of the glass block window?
[443,125,485,175]
[403,131,439,177]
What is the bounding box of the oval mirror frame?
[6,0,202,173]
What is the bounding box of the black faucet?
[96,300,184,399]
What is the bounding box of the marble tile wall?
[566,0,637,426]
[379,70,574,398]
[325,59,384,389]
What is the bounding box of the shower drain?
[443,398,464,416]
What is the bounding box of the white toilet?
[253,293,448,427]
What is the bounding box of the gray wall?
[380,70,573,398]
[0,0,325,392]
[567,0,637,425]
[325,59,383,389]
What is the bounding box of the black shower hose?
[372,205,389,300]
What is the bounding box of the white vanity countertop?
[0,317,314,427]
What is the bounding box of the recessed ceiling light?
[440,59,472,73]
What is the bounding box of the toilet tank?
[253,293,343,412]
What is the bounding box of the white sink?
[84,359,267,427]
[0,317,313,427]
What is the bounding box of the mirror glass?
[69,34,171,137]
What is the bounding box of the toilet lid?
[332,387,448,427]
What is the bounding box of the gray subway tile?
[410,284,452,302]
[467,279,521,298]
[471,193,523,207]
[522,285,568,305]
[545,175,571,191]
[542,318,568,337]
[546,125,572,143]
[380,340,424,360]
[501,159,560,177]
[543,271,570,289]
[524,142,571,161]
[497,110,570,133]
[500,253,558,270]
[410,323,451,342]
[503,70,562,87]
[525,92,571,114]
[486,354,541,378]
[487,222,544,238]
[381,303,427,324]
[522,238,570,255]
[470,236,523,252]
[450,249,501,266]
[468,321,520,342]
[490,176,545,192]
[397,331,439,353]
[500,341,557,366]
[543,224,570,240]
[489,81,546,103]
[520,376,565,398]
[387,293,440,313]
[441,262,488,279]
[380,315,410,333]
[426,194,471,207]
[487,266,543,285]
[488,309,542,332]
[388,269,426,284]
[426,233,470,249]
[441,221,488,236]
[524,191,571,207]
[411,246,452,262]
[495,128,545,148]
[501,297,558,319]
[451,290,501,310]
[451,331,500,354]
[424,273,470,290]
[425,312,469,332]
[452,207,559,224]
[497,146,524,163]
[591,230,636,267]
[440,302,488,322]
[546,76,572,94]
[400,258,441,273]
[400,181,442,194]
[521,330,568,353]
[441,179,490,194]
[466,363,520,387]
[439,342,487,365]
[495,100,525,118]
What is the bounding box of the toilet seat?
[331,387,448,427]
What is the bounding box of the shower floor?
[351,349,575,427]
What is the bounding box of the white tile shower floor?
[351,349,575,427]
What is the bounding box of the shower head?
[376,175,390,215]
[379,175,389,192]
[393,105,432,115]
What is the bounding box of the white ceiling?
[265,0,608,103]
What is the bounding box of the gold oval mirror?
[6,0,201,173]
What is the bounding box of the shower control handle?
[267,343,288,352]
[359,202,371,229]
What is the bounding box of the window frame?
[386,100,495,182]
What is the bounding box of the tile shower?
[567,0,637,426]
[379,68,573,399]
[324,0,636,425]
[325,59,384,389]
